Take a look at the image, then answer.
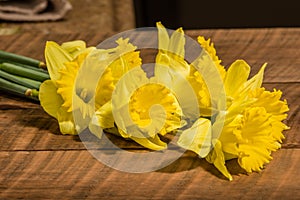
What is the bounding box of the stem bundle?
[0,50,49,101]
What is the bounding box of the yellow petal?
[56,107,77,135]
[94,100,115,129]
[131,134,167,151]
[61,40,86,56]
[45,41,73,81]
[224,60,250,98]
[191,53,225,113]
[156,22,170,52]
[250,88,289,115]
[156,22,190,77]
[117,128,167,150]
[112,66,149,135]
[169,27,185,58]
[57,51,92,114]
[186,67,212,116]
[205,139,233,181]
[39,80,63,119]
[154,64,199,120]
[240,63,267,94]
[238,145,272,173]
[197,36,226,80]
[177,118,212,157]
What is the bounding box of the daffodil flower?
[39,40,94,135]
[171,33,289,180]
[111,66,185,150]
[40,38,142,136]
[205,60,289,180]
[84,38,142,133]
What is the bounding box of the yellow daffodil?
[129,82,183,136]
[41,38,142,136]
[89,38,142,132]
[156,24,225,156]
[155,22,218,117]
[205,60,289,180]
[112,66,184,150]
[39,40,94,135]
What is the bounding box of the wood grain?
[187,28,300,82]
[0,149,299,199]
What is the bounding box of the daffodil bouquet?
[0,22,289,180]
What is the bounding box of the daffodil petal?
[112,66,149,135]
[57,107,76,135]
[156,22,190,77]
[131,134,167,151]
[240,63,267,94]
[178,118,212,157]
[39,80,63,119]
[61,40,87,56]
[205,139,233,181]
[45,41,73,81]
[224,60,250,98]
[156,22,170,52]
[94,100,115,129]
[238,145,272,173]
[154,64,199,120]
[197,36,226,80]
[169,27,185,58]
[250,88,289,114]
[117,128,167,150]
[191,53,225,109]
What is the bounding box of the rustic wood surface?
[0,27,299,199]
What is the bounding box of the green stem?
[0,62,49,82]
[0,69,41,90]
[0,59,49,75]
[0,77,39,101]
[0,50,46,69]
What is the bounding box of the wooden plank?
[0,83,297,151]
[1,28,299,83]
[0,32,114,61]
[187,28,300,82]
[0,149,299,199]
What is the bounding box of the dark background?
[134,0,300,29]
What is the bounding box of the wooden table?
[0,28,299,199]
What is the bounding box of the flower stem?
[0,69,41,90]
[0,50,46,69]
[0,77,39,101]
[0,59,49,75]
[0,62,50,82]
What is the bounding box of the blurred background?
[0,0,299,35]
[134,0,300,29]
